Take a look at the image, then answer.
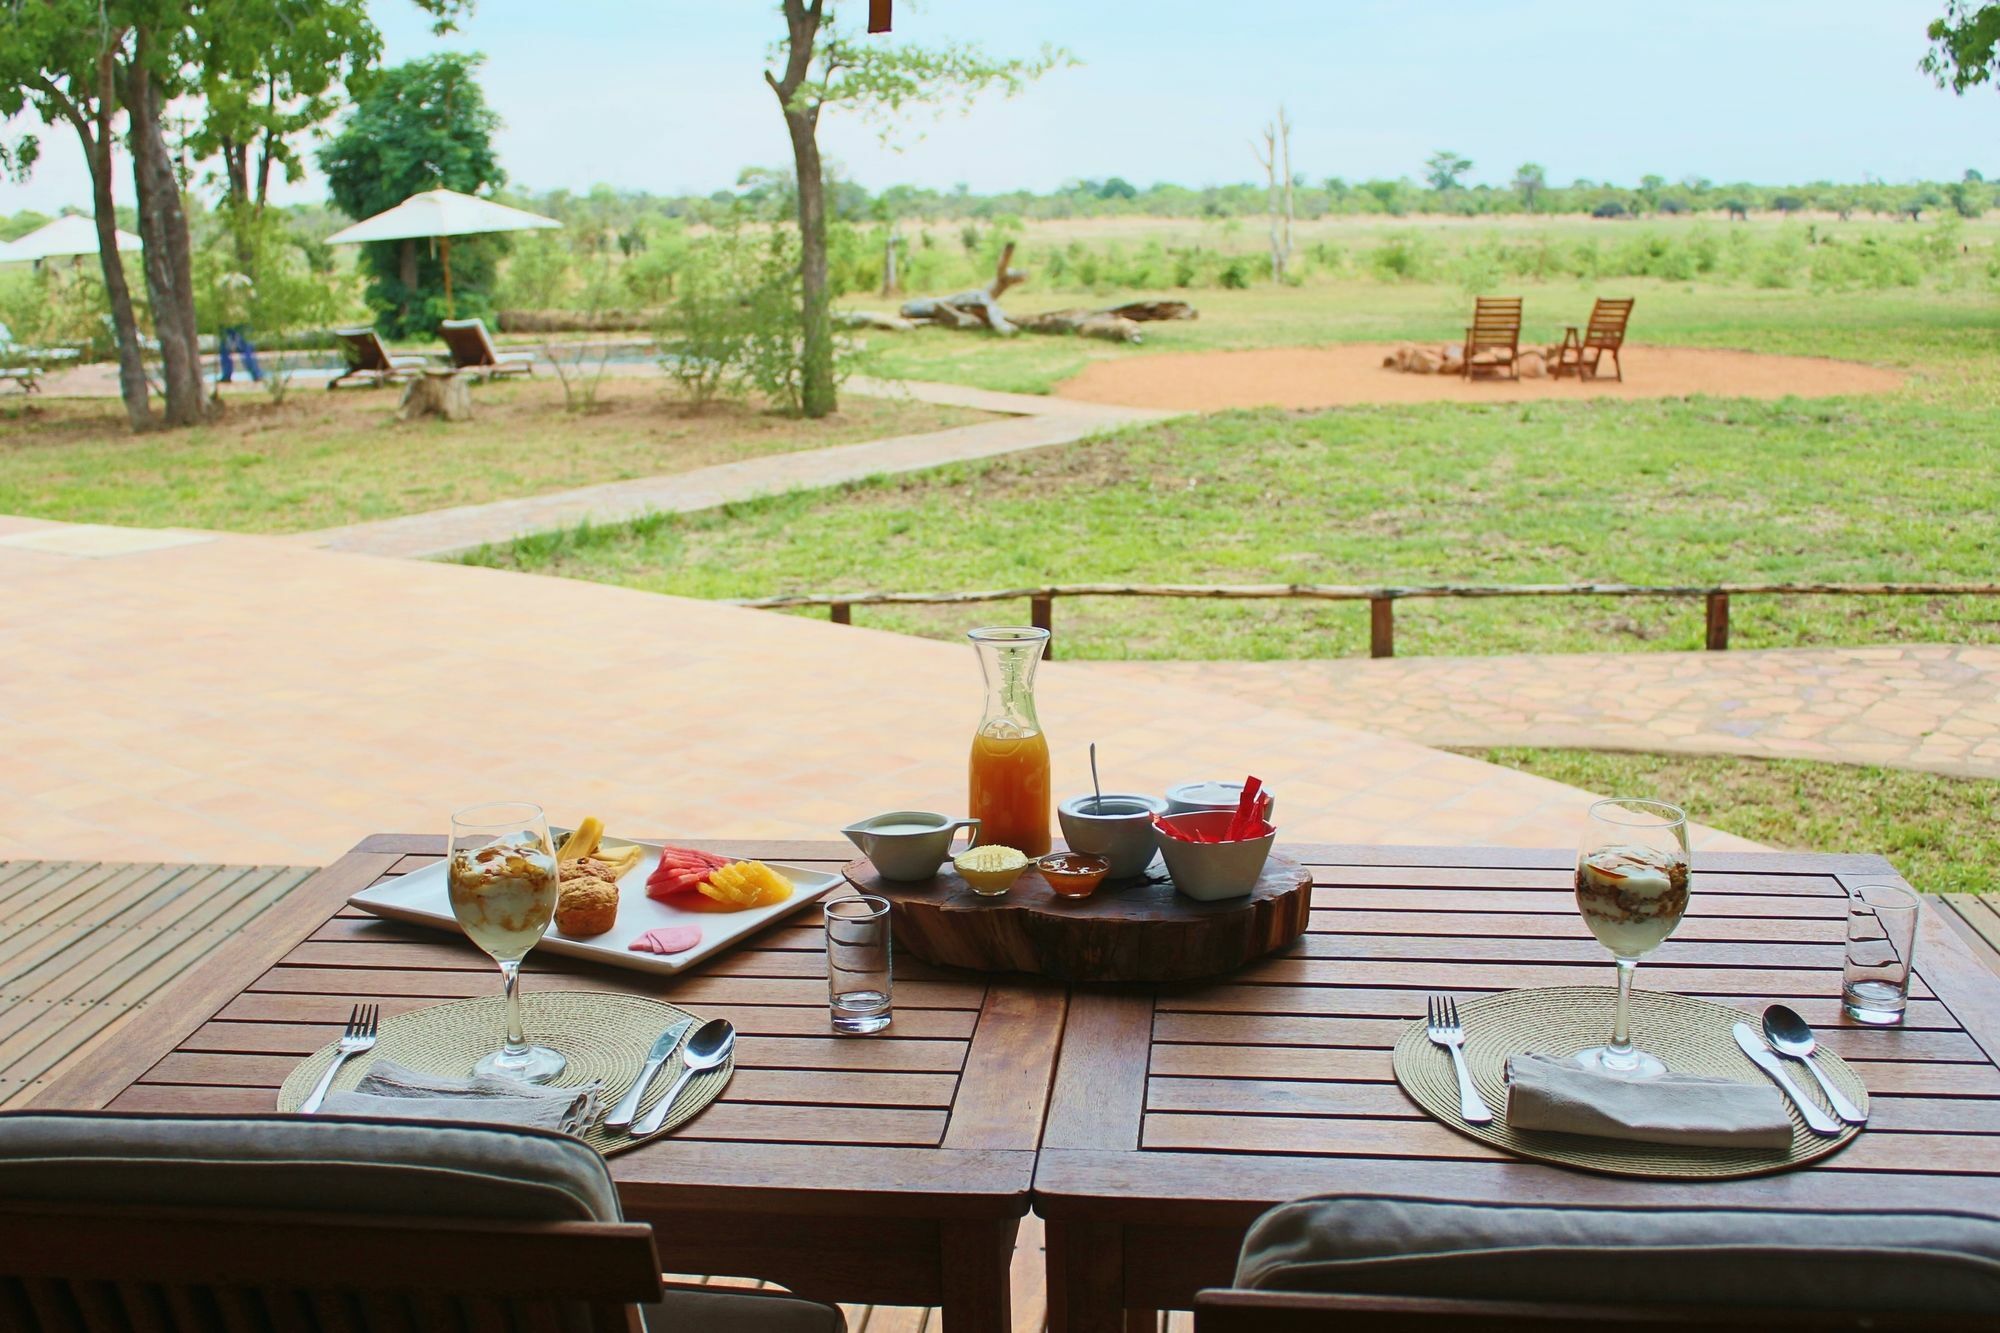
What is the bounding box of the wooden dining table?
[1035,844,2000,1331]
[32,835,1064,1333]
[31,838,2000,1330]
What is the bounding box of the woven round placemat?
[278,991,730,1158]
[1391,986,1866,1180]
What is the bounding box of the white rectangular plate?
[348,837,840,976]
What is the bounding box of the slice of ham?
[628,926,702,956]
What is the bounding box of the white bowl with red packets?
[1151,777,1277,901]
[350,823,841,975]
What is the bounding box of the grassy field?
[0,379,985,533]
[465,277,2000,661]
[1472,748,2000,895]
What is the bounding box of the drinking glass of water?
[826,894,892,1035]
[1843,883,1920,1026]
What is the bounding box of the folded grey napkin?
[319,1059,601,1136]
[1505,1052,1794,1149]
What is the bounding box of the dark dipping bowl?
[1039,852,1112,899]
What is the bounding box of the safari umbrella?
[5,214,142,261]
[323,189,560,315]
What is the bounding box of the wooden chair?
[1196,1290,1992,1330]
[0,322,41,394]
[329,327,428,390]
[1554,297,1635,381]
[0,1111,846,1332]
[1196,1194,2000,1331]
[1460,297,1522,381]
[439,317,536,381]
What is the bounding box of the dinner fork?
[300,1003,379,1113]
[1426,996,1494,1125]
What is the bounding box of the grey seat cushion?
[1238,1194,2000,1315]
[646,1286,846,1332]
[0,1111,621,1224]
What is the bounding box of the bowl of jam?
[1039,852,1111,899]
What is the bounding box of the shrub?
[1591,200,1628,219]
[655,226,846,416]
[1367,230,1437,281]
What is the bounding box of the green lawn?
[1470,748,2000,896]
[0,379,985,533]
[463,280,2000,661]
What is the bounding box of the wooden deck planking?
[0,860,313,1108]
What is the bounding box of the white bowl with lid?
[1165,780,1275,822]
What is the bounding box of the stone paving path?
[1083,644,2000,778]
[298,377,1169,560]
[0,516,1744,865]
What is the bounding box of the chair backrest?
[1466,297,1522,350]
[1584,298,1634,350]
[1216,1194,2000,1327]
[439,318,499,368]
[334,327,390,373]
[0,1111,660,1333]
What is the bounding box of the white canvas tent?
[4,214,143,261]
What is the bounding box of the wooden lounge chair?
[1461,297,1522,381]
[329,326,428,390]
[0,1111,847,1332]
[440,317,536,381]
[1554,296,1635,381]
[1195,1194,2000,1330]
[0,323,41,394]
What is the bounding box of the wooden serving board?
[842,853,1313,982]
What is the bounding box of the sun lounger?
[0,1111,847,1331]
[0,323,40,393]
[330,326,429,389]
[1195,1194,2000,1328]
[440,316,536,380]
[1554,297,1635,381]
[1461,297,1522,381]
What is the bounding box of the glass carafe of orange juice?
[967,626,1052,857]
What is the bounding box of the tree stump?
[397,370,473,423]
[844,853,1313,982]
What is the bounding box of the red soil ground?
[1054,343,1906,412]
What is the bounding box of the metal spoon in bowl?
[1089,742,1103,814]
[1762,1004,1868,1125]
[632,1018,736,1137]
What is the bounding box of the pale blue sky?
[4,0,1996,214]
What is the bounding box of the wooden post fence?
[760,581,2000,659]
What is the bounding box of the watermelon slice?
[645,845,733,901]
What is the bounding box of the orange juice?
[969,727,1051,856]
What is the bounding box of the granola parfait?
[1575,844,1690,959]
[1573,799,1692,1079]
[448,803,568,1083]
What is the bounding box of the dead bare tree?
[1252,105,1294,283]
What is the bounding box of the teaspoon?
[1762,1004,1867,1125]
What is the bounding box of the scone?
[555,873,620,937]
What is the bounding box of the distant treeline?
[504,169,1994,235]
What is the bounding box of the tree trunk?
[784,108,835,418]
[770,0,835,419]
[882,225,899,296]
[125,41,206,427]
[67,61,153,431]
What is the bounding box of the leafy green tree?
[1511,163,1547,212]
[765,1,1066,417]
[317,53,503,336]
[0,1,155,427]
[1925,1,2000,91]
[1424,149,1472,192]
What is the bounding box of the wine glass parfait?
[448,802,567,1083]
[1573,798,1692,1079]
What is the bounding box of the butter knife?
[1732,1022,1842,1137]
[603,1019,693,1131]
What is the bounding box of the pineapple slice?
[698,860,794,909]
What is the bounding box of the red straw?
[1228,776,1264,841]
